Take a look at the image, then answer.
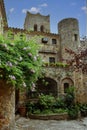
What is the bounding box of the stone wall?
[43,67,87,104]
[0,80,15,130]
[28,113,69,120]
[73,71,87,104]
[44,67,73,93]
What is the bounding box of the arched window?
[40,25,44,32]
[34,24,37,31]
[62,78,74,94]
[64,83,69,93]
[52,39,57,44]
[74,34,78,41]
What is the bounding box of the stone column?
[0,80,15,130]
[73,70,84,103]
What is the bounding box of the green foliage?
[0,34,42,89]
[53,108,67,113]
[26,94,67,115]
[65,86,75,107]
[68,105,79,119]
[43,62,68,67]
[26,102,37,114]
[41,79,49,86]
[38,94,55,109]
[78,103,87,117]
[53,97,66,109]
[33,109,41,114]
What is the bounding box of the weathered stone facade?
[58,18,80,59]
[24,12,50,32]
[0,1,87,128]
[0,80,15,130]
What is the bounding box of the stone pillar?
[0,80,15,130]
[73,70,84,103]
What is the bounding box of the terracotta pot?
[18,106,26,117]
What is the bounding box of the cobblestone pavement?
[15,116,87,130]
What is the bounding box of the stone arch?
[40,25,44,32]
[61,77,74,94]
[37,77,58,96]
[34,24,37,31]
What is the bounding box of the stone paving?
[15,116,87,130]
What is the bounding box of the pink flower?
[33,56,37,61]
[31,82,36,91]
[30,69,35,74]
[9,75,16,80]
[23,82,26,87]
[19,57,22,61]
[28,53,32,57]
[23,47,27,50]
[2,44,7,48]
[7,61,13,67]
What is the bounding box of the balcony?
[39,45,58,54]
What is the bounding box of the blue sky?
[4,0,87,37]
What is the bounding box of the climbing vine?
[0,34,42,89]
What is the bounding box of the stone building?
[0,0,87,119]
[1,0,87,129]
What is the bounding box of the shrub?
[65,86,75,108]
[26,102,34,114]
[41,109,53,114]
[79,104,87,117]
[38,94,55,110]
[0,34,42,90]
[33,109,41,114]
[53,108,67,113]
[68,105,79,119]
[53,97,66,109]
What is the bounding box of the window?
[64,83,69,93]
[40,25,44,32]
[42,37,48,43]
[52,39,57,44]
[34,24,37,31]
[49,57,55,63]
[74,34,78,41]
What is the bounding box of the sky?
[4,0,87,37]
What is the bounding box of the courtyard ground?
[15,116,87,130]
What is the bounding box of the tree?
[0,34,42,90]
[65,46,87,73]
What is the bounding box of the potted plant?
[18,103,27,117]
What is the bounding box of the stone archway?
[37,77,58,96]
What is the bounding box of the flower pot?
[18,106,26,117]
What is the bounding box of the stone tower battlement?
[24,11,50,33]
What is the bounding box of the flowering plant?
[0,34,42,89]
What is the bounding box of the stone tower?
[0,0,8,34]
[58,18,80,59]
[24,11,50,32]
